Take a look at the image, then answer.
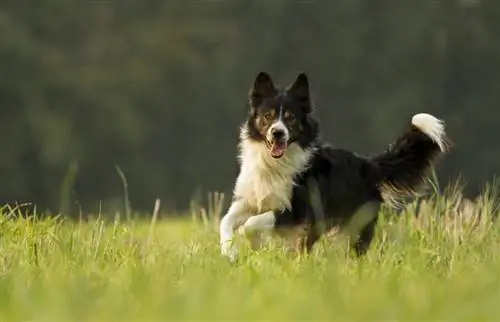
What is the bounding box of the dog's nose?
[271,128,285,140]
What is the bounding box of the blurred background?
[1,1,498,217]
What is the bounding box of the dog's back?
[276,113,450,256]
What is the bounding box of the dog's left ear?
[249,72,277,108]
[289,72,312,113]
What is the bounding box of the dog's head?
[245,72,318,159]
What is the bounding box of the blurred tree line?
[1,1,499,216]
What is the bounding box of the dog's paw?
[221,240,239,263]
[237,224,248,236]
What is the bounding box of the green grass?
[0,192,499,322]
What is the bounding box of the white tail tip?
[411,113,447,152]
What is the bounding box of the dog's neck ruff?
[234,126,314,213]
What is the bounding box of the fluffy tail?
[372,113,451,203]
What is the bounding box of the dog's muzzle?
[266,121,289,159]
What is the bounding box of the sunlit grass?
[0,187,499,322]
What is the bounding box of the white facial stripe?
[278,104,284,121]
[279,105,289,140]
[274,120,287,132]
[267,119,290,142]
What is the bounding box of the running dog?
[220,72,450,261]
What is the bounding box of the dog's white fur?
[238,210,276,235]
[411,113,447,152]
[220,125,314,261]
[235,126,312,212]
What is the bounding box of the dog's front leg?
[238,211,276,250]
[220,200,251,262]
[238,211,276,235]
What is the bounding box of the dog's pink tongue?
[271,142,287,158]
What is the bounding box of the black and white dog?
[220,72,450,261]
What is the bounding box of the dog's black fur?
[245,72,450,256]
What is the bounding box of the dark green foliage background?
[1,1,498,215]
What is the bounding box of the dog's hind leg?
[353,216,378,257]
[342,201,381,257]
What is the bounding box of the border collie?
[220,72,450,261]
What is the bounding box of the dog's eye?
[263,113,272,120]
[285,114,295,123]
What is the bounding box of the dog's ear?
[249,72,277,107]
[289,72,312,113]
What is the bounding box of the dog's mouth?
[266,139,288,159]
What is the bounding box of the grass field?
[0,189,499,322]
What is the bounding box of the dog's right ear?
[249,72,277,107]
[288,72,313,113]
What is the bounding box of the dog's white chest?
[235,170,294,213]
[233,138,313,214]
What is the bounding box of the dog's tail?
[371,113,451,203]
